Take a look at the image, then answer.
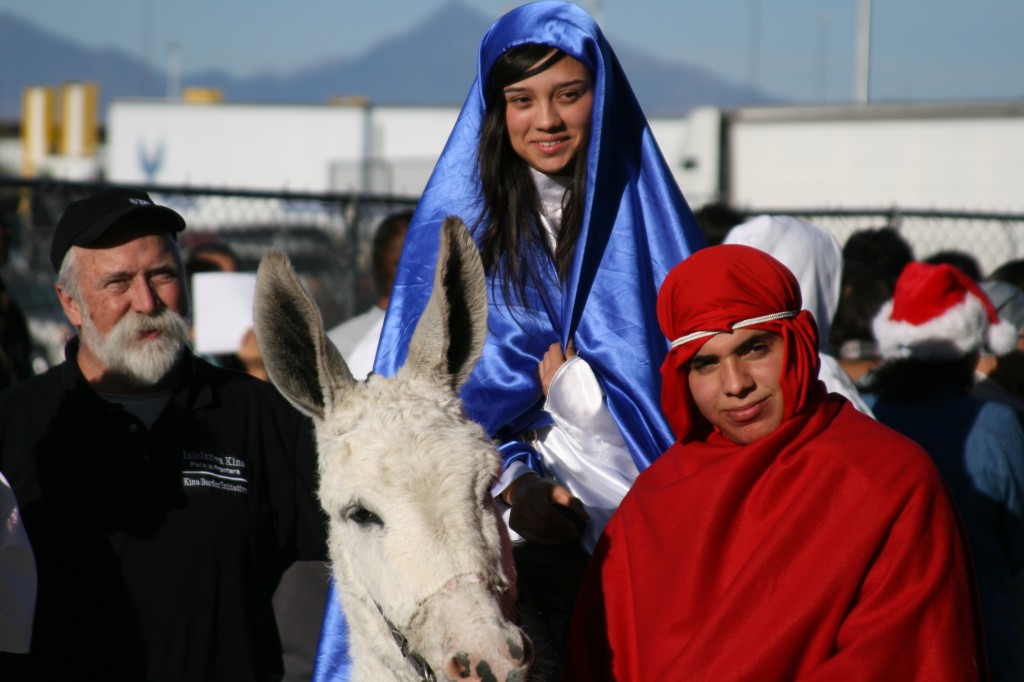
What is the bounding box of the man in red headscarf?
[563,244,987,681]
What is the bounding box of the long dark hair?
[476,43,591,309]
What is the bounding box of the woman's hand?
[502,472,588,545]
[538,341,577,396]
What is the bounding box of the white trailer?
[659,102,1024,215]
[106,99,457,198]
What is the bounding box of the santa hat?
[873,262,1018,360]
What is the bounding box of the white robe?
[495,170,637,552]
[326,306,386,381]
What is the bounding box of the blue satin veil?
[313,3,705,679]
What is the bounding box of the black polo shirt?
[0,341,328,682]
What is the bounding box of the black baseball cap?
[50,187,186,272]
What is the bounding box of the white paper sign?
[192,272,258,355]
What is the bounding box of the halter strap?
[377,602,437,682]
[375,573,493,682]
[669,310,800,349]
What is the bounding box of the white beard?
[80,306,190,388]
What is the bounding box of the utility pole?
[749,0,762,104]
[818,12,831,101]
[167,41,181,100]
[141,0,153,96]
[854,0,872,105]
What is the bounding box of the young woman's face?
[503,53,594,175]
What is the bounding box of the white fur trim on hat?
[988,318,1018,356]
[873,294,992,360]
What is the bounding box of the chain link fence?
[3,178,1023,372]
[0,179,417,367]
[765,208,1024,277]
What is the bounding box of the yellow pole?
[21,85,54,177]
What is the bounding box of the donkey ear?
[405,216,488,391]
[253,250,356,420]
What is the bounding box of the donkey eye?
[344,504,384,528]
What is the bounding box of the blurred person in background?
[0,470,34,654]
[829,227,915,387]
[184,239,247,373]
[990,259,1024,292]
[0,214,33,389]
[692,201,745,247]
[840,226,915,285]
[829,271,892,387]
[925,249,984,282]
[974,280,1024,414]
[869,262,1024,682]
[185,239,240,274]
[326,209,412,380]
[0,214,35,652]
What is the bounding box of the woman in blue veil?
[313,3,704,679]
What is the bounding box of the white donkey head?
[254,217,531,681]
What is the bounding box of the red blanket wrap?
[564,395,987,680]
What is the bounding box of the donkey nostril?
[475,660,498,682]
[445,650,472,678]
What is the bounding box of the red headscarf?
[657,244,823,443]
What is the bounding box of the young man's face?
[686,328,786,444]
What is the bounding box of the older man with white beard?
[0,188,328,682]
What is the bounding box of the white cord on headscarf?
[669,310,800,349]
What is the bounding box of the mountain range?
[0,2,779,122]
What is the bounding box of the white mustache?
[112,308,190,345]
[83,306,191,386]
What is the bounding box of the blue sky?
[2,0,1022,104]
